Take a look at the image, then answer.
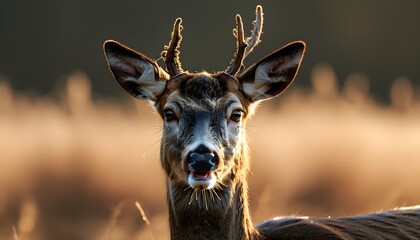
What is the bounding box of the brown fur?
[258,206,420,239]
[154,73,257,239]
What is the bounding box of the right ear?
[103,40,169,101]
[238,41,306,102]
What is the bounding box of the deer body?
[104,6,420,240]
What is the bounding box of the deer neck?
[166,163,260,239]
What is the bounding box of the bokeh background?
[0,1,419,239]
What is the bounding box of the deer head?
[103,6,305,192]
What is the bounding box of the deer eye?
[230,110,243,122]
[164,109,177,122]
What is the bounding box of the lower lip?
[192,171,210,180]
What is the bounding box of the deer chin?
[188,171,216,189]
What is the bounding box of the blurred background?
[0,1,419,239]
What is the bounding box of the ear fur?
[103,40,169,101]
[238,41,306,102]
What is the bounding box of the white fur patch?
[131,60,165,99]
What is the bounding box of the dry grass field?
[0,65,419,240]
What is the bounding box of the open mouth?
[192,171,211,180]
[188,171,216,189]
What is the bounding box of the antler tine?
[225,14,247,76]
[225,5,264,76]
[162,18,184,76]
[244,5,263,58]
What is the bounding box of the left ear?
[238,41,306,102]
[103,40,169,102]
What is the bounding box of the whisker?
[214,181,227,191]
[212,189,221,201]
[196,190,201,209]
[203,190,208,211]
[195,189,198,201]
[154,127,163,135]
[218,181,228,188]
[209,188,215,202]
[188,189,195,205]
[142,137,162,159]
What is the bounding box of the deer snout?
[186,144,220,189]
[189,152,216,172]
[187,144,219,172]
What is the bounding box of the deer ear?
[103,40,169,101]
[238,41,306,102]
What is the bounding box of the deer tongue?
[192,171,210,179]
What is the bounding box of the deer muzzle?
[186,145,220,189]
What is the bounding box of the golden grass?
[0,65,419,239]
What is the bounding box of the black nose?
[188,145,218,172]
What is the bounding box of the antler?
[162,18,184,77]
[225,5,263,76]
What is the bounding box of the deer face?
[103,6,305,190]
[157,73,248,190]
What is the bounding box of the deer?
[103,5,420,240]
